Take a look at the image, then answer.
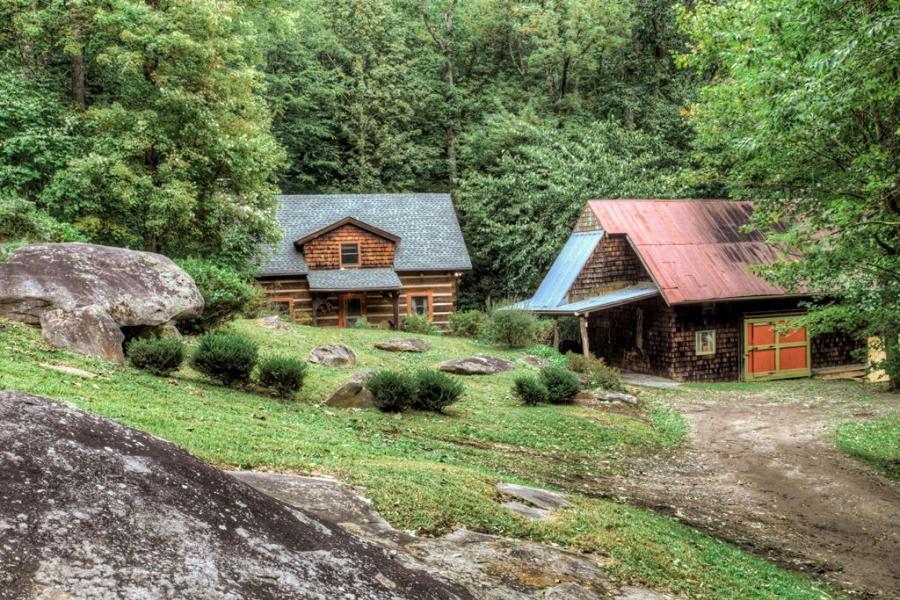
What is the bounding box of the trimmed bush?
[539,365,581,404]
[367,370,417,412]
[176,258,259,334]
[513,375,549,406]
[258,355,307,399]
[402,314,439,335]
[192,331,258,385]
[413,369,464,412]
[483,309,545,348]
[127,336,185,376]
[448,310,487,339]
[353,317,374,329]
[565,352,623,391]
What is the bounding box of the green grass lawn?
[0,318,841,599]
[836,411,900,479]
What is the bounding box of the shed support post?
[579,315,590,357]
[552,320,560,351]
[392,292,401,330]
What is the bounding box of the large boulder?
[309,344,358,368]
[0,391,467,599]
[0,243,203,362]
[439,356,515,376]
[325,381,375,409]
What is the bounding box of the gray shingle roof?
[307,268,402,291]
[258,194,472,276]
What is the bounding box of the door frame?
[743,314,811,381]
[338,292,367,328]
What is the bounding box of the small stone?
[374,339,429,353]
[257,315,292,331]
[497,482,570,510]
[308,344,358,368]
[575,390,639,405]
[350,370,375,383]
[439,355,515,375]
[521,355,549,368]
[39,364,99,379]
[324,382,373,409]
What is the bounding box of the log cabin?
[257,194,472,329]
[514,199,862,382]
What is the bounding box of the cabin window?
[635,308,644,351]
[340,243,360,267]
[409,294,431,317]
[695,330,716,356]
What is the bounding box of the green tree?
[682,0,900,386]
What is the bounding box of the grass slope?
[836,412,900,479]
[0,319,839,599]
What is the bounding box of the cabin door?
[743,315,811,381]
[339,293,366,328]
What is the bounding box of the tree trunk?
[70,51,85,108]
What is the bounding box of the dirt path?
[607,389,900,598]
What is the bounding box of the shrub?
[402,314,439,335]
[353,317,374,329]
[513,375,549,406]
[483,309,543,348]
[449,310,487,339]
[565,352,623,391]
[191,331,258,385]
[413,369,464,412]
[367,370,417,412]
[127,336,185,376]
[539,365,581,404]
[176,258,259,334]
[257,355,307,399]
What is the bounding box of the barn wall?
[302,224,395,270]
[569,234,646,302]
[258,271,459,329]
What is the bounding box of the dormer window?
[340,243,360,267]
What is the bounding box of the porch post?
[552,320,560,351]
[579,315,590,357]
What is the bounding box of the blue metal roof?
[527,232,604,310]
[533,282,660,315]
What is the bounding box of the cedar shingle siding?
[303,224,395,270]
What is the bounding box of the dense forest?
[1,0,897,377]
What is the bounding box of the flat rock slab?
[620,371,680,389]
[325,381,374,409]
[375,339,429,353]
[576,390,639,405]
[521,355,549,368]
[39,363,99,379]
[0,391,466,600]
[257,315,292,330]
[439,355,515,375]
[502,501,551,520]
[497,482,571,510]
[309,343,358,368]
[235,470,670,600]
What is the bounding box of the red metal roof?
[587,199,792,305]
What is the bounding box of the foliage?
[448,309,487,339]
[367,369,417,412]
[483,309,547,348]
[257,355,307,399]
[353,317,374,329]
[191,331,258,386]
[681,0,900,386]
[0,0,283,269]
[402,314,440,335]
[126,336,185,376]
[176,259,259,334]
[565,352,623,391]
[539,365,581,404]
[513,374,549,406]
[413,369,464,412]
[836,412,900,480]
[0,195,83,247]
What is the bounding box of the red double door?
[744,316,811,381]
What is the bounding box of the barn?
[515,199,861,382]
[257,194,472,329]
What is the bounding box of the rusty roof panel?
[587,200,789,304]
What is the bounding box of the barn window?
[409,293,431,317]
[695,330,716,356]
[340,243,360,267]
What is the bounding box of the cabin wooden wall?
[569,234,645,302]
[302,224,395,269]
[258,271,459,329]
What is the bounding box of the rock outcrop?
[439,356,515,375]
[0,391,466,599]
[0,243,202,362]
[309,344,358,368]
[325,381,375,408]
